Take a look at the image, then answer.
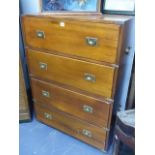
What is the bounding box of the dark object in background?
[19,57,31,122]
[103,0,135,15]
[113,109,135,155]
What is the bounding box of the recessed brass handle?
[86,37,98,46]
[44,112,52,120]
[82,129,92,138]
[42,90,50,98]
[36,31,45,39]
[39,62,47,70]
[84,73,96,83]
[83,105,93,113]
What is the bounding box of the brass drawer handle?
[36,31,45,39]
[44,112,52,120]
[82,129,92,138]
[83,105,93,113]
[39,62,47,70]
[42,90,50,98]
[86,37,98,46]
[84,73,96,83]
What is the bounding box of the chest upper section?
[22,16,123,64]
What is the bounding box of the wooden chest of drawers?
[22,14,133,151]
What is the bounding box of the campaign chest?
[22,14,133,151]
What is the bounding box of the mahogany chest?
[22,14,133,151]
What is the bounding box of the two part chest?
[22,15,131,151]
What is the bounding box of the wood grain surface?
[26,49,116,98]
[22,16,120,63]
[35,102,107,150]
[31,78,112,128]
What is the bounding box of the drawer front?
[35,103,107,150]
[27,49,116,98]
[22,16,120,63]
[31,78,112,128]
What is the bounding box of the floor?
[19,117,113,155]
[20,117,134,155]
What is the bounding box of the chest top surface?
[22,13,133,25]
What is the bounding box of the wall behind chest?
[19,0,40,88]
[20,0,40,14]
